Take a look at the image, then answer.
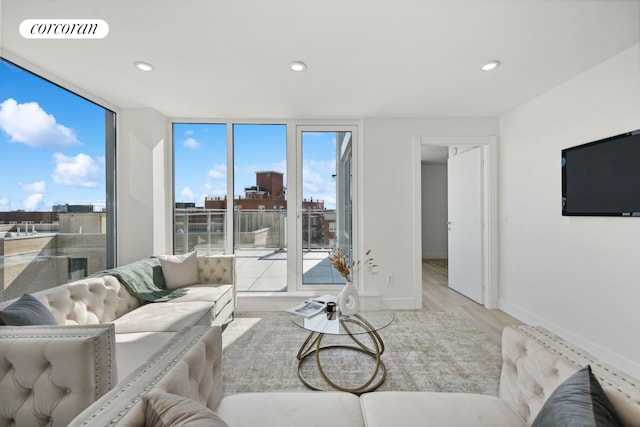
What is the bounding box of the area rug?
[221,310,502,395]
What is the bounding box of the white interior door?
[447,147,483,303]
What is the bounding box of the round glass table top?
[290,298,394,335]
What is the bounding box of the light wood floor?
[422,259,523,344]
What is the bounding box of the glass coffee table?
[290,299,394,394]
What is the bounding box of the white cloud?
[208,163,226,179]
[0,197,10,211]
[0,98,79,148]
[302,159,334,194]
[52,153,100,188]
[178,183,228,205]
[302,166,325,193]
[272,160,286,172]
[203,182,227,198]
[180,186,196,202]
[183,137,200,149]
[23,193,44,211]
[302,159,337,209]
[19,180,47,193]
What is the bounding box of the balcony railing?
[174,208,335,255]
[175,208,340,291]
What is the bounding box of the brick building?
[199,171,332,248]
[204,171,324,212]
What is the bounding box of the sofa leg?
[220,313,235,331]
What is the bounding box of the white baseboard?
[499,299,640,380]
[421,253,447,259]
[237,294,420,312]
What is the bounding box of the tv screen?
[562,129,640,216]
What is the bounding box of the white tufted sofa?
[68,325,222,427]
[0,254,235,427]
[63,324,640,427]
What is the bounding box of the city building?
[200,171,333,248]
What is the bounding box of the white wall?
[499,44,640,378]
[421,163,448,259]
[113,112,498,312]
[117,107,172,264]
[361,118,498,308]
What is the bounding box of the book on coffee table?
[287,295,336,319]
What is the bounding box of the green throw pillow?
[532,365,621,427]
[0,293,58,326]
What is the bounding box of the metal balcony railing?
[174,208,336,255]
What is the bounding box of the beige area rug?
[221,310,502,395]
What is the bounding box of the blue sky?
[0,59,106,212]
[174,124,339,209]
[0,58,338,212]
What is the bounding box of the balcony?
[175,209,345,292]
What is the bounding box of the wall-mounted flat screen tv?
[562,129,640,216]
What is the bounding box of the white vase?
[338,281,359,315]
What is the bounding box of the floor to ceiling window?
[233,124,287,292]
[173,122,356,294]
[172,123,228,256]
[0,58,115,302]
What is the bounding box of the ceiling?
[1,0,639,122]
[421,145,450,164]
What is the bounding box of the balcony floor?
[234,249,345,292]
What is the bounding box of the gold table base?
[296,313,386,394]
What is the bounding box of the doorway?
[418,137,497,308]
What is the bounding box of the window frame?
[171,119,361,296]
[0,57,117,302]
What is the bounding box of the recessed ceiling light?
[480,60,501,71]
[134,61,155,72]
[289,61,307,72]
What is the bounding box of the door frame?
[414,136,498,308]
[292,125,359,293]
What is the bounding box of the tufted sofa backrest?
[0,324,116,427]
[499,325,640,427]
[0,275,143,326]
[197,254,235,285]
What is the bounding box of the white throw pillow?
[158,251,200,289]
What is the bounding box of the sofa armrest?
[0,324,116,427]
[499,325,580,424]
[499,325,640,427]
[501,325,640,427]
[69,325,223,427]
[154,326,224,406]
[198,255,236,315]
